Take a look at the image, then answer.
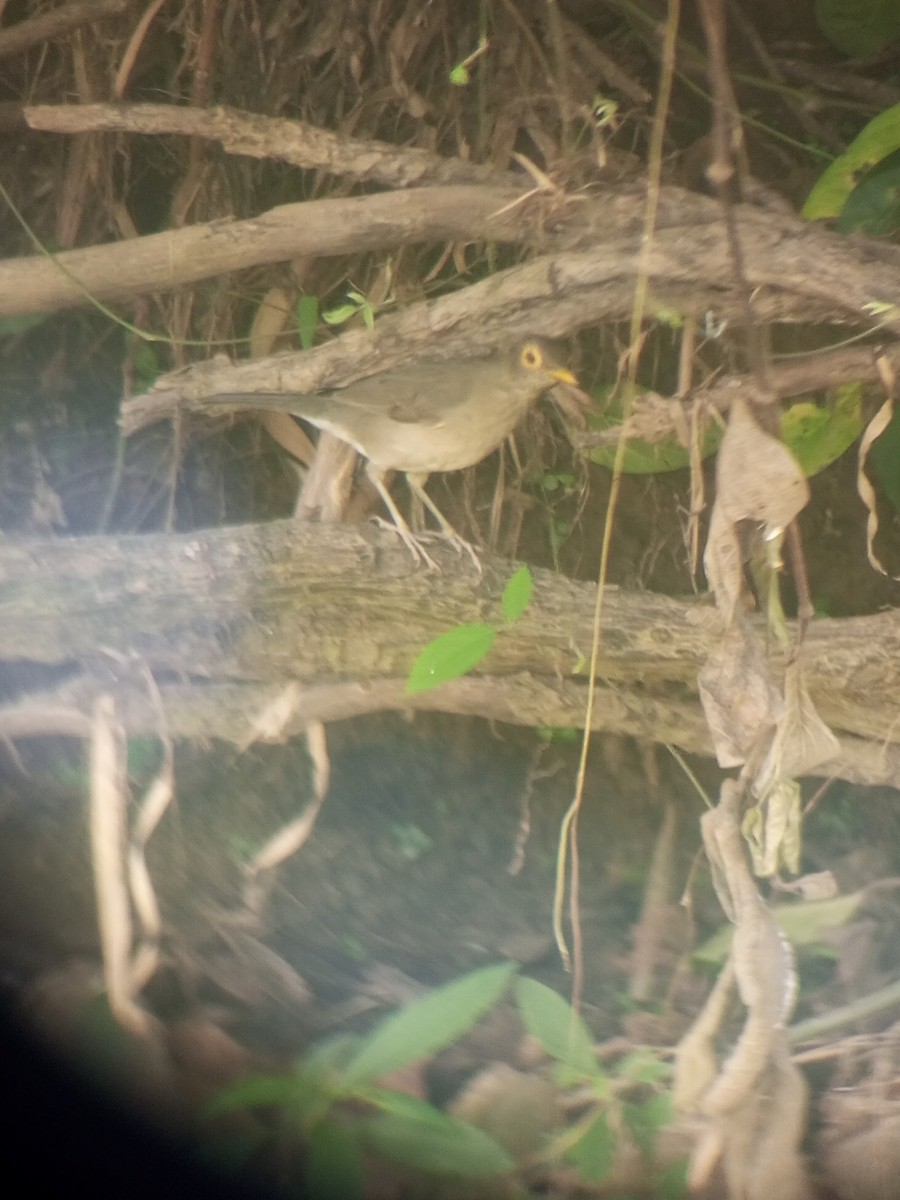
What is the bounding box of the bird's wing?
[325,361,485,427]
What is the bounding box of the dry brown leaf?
[697,618,782,767]
[703,500,744,623]
[754,660,840,797]
[716,395,810,534]
[743,778,802,877]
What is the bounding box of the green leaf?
[406,623,495,695]
[449,64,470,85]
[125,737,163,780]
[204,1073,302,1119]
[0,312,48,337]
[780,385,863,477]
[693,891,865,965]
[305,1121,366,1200]
[304,1032,363,1073]
[567,1111,616,1182]
[656,1155,690,1199]
[359,1109,514,1176]
[321,302,359,326]
[587,386,722,474]
[342,962,517,1086]
[815,0,900,58]
[502,566,533,624]
[360,1089,455,1125]
[537,726,579,743]
[803,103,900,220]
[838,147,900,235]
[614,1048,670,1085]
[622,1093,673,1157]
[133,341,161,390]
[514,977,598,1078]
[296,294,319,350]
[871,400,900,510]
[324,290,376,331]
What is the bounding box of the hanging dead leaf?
[703,500,745,623]
[754,660,840,798]
[697,618,783,767]
[716,395,810,535]
[743,778,802,877]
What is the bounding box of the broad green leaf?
[305,1121,365,1200]
[360,1089,456,1125]
[358,1109,514,1177]
[803,103,900,219]
[776,891,865,945]
[342,962,517,1085]
[296,294,319,349]
[615,1048,670,1085]
[567,1111,616,1182]
[815,0,900,58]
[502,565,533,623]
[587,386,722,474]
[623,1093,673,1157]
[406,623,495,695]
[514,977,598,1078]
[589,429,697,474]
[838,147,900,236]
[693,891,865,965]
[780,385,863,477]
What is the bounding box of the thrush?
[201,337,579,567]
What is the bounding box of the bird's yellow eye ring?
[521,343,542,370]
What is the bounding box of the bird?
[199,337,580,568]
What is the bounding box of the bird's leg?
[366,465,441,571]
[405,473,482,573]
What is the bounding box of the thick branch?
[1,520,898,786]
[23,102,516,189]
[0,2,127,61]
[5,101,900,343]
[120,219,900,436]
[0,186,532,318]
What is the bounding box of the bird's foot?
[371,517,482,573]
[412,524,483,573]
[442,529,483,573]
[371,515,442,570]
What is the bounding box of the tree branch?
[1,520,898,786]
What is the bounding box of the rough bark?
[4,102,900,344]
[1,519,898,788]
